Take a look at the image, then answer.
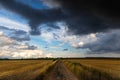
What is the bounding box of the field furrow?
[0,59,120,80]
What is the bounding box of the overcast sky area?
[0,0,120,58]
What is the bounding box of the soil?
[44,60,78,80]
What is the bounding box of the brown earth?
[43,60,78,80]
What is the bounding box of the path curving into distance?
[39,60,78,80]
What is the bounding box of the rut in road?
[43,60,78,80]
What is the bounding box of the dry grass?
[0,59,120,80]
[67,59,120,78]
[63,59,120,80]
[0,60,55,80]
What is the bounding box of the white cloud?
[0,17,30,32]
[0,31,3,36]
[40,22,98,48]
[40,22,69,42]
[0,49,53,59]
[0,50,11,58]
[41,32,54,42]
[90,33,96,38]
[11,50,43,58]
[45,53,52,58]
[69,33,97,48]
[67,29,120,54]
[40,22,120,55]
[78,42,84,47]
[0,33,14,47]
[42,0,61,8]
[0,33,52,59]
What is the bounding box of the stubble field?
[0,59,120,80]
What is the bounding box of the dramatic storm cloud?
[0,26,30,41]
[10,30,30,41]
[40,23,120,54]
[68,30,120,54]
[85,30,120,53]
[0,0,66,35]
[1,0,120,35]
[0,0,120,57]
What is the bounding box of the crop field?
[0,60,55,80]
[0,59,120,80]
[63,59,120,80]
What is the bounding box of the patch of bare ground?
[36,60,78,80]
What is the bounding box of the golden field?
[63,59,120,80]
[0,59,120,80]
[0,60,55,80]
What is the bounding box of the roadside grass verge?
[64,61,120,80]
[35,60,57,80]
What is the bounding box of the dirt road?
[44,60,78,80]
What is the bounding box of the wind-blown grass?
[64,60,120,80]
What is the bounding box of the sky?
[0,0,120,58]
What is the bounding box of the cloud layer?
[0,32,52,58]
[1,0,120,35]
[82,30,120,53]
[0,26,30,41]
[65,30,120,54]
[0,17,31,41]
[0,17,30,32]
[40,23,120,54]
[0,0,120,57]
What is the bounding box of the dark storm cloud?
[43,0,120,34]
[10,30,30,41]
[0,0,66,35]
[0,26,30,41]
[1,0,120,35]
[63,48,68,51]
[75,30,120,54]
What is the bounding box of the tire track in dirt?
[43,60,78,80]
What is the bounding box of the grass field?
[0,60,55,80]
[63,59,120,80]
[0,59,120,80]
